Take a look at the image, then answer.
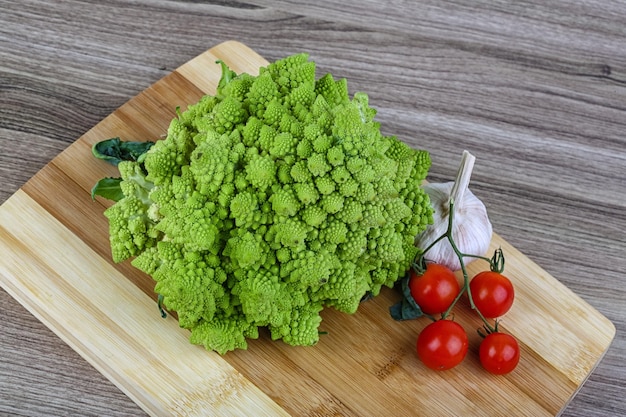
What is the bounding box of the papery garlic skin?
[414,160,493,272]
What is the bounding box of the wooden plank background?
[1,1,625,416]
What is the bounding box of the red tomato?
[479,332,520,375]
[469,271,515,318]
[416,320,468,371]
[409,263,460,315]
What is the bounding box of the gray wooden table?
[1,1,624,416]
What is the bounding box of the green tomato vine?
[391,200,506,335]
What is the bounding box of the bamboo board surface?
[0,40,615,417]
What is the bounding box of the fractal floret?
[97,53,434,354]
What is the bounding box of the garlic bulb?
[415,150,492,271]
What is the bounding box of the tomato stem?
[490,248,505,273]
[417,200,498,333]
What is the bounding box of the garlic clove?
[415,151,493,271]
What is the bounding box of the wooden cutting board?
[0,41,615,417]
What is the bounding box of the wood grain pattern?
[0,40,616,417]
[0,191,288,417]
[1,1,625,416]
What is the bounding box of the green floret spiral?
[99,53,433,354]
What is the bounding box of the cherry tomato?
[479,332,520,375]
[469,271,514,318]
[409,263,460,315]
[416,320,468,370]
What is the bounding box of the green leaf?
[157,293,167,319]
[389,274,424,321]
[91,177,124,201]
[92,137,154,166]
[215,60,237,95]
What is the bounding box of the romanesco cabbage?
[97,53,434,354]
